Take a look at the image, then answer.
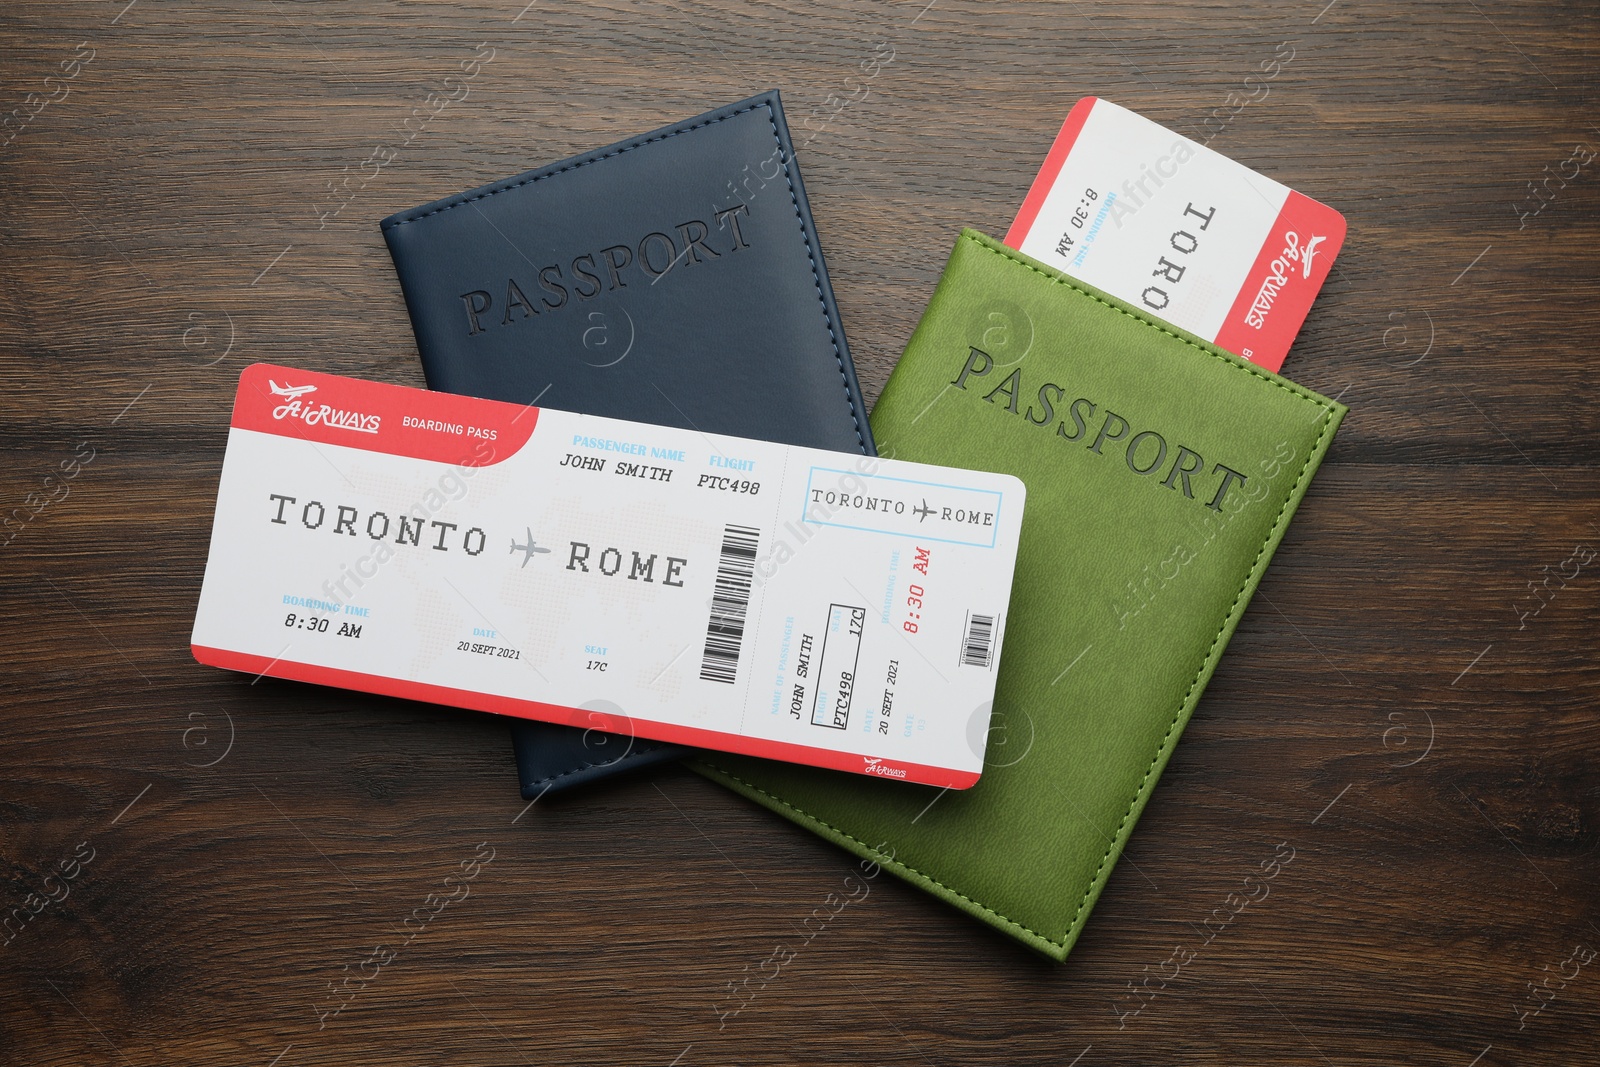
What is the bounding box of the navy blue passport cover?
[380,90,876,796]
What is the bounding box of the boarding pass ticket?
[192,364,1026,788]
[1005,96,1345,372]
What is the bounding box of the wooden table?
[3,2,1596,1064]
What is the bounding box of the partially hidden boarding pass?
[1005,96,1345,373]
[192,364,1026,788]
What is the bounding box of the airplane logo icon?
[509,528,552,568]
[268,380,317,401]
[912,498,935,522]
[1299,234,1327,279]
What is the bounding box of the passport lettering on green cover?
[694,229,1345,960]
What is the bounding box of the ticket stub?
[191,365,1025,788]
[1004,96,1345,372]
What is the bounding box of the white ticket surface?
[191,364,1026,788]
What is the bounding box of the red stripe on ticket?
[232,362,536,466]
[1214,191,1346,367]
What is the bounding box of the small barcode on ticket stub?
[191,365,1026,788]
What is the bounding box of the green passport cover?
[693,229,1346,960]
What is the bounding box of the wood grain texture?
[1,1,1597,1064]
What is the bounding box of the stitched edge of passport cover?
[383,91,875,791]
[516,738,683,794]
[694,229,1345,960]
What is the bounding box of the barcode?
[699,524,761,684]
[961,612,995,668]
